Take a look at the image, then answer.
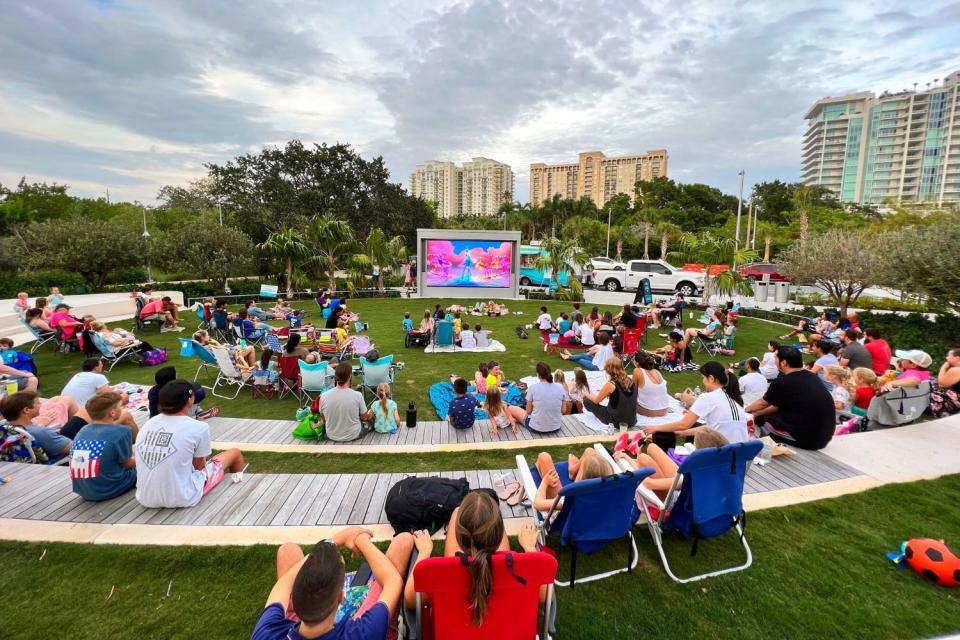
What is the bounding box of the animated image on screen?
[425,240,512,288]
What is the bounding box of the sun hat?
[894,349,933,369]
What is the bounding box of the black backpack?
[384,476,470,534]
[515,325,529,339]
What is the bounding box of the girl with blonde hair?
[370,383,400,433]
[533,447,613,511]
[824,365,856,411]
[483,386,519,435]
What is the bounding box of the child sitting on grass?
[553,369,571,414]
[448,377,478,430]
[483,386,519,436]
[370,383,400,434]
[486,360,504,390]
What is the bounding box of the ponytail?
[466,547,495,626]
[700,361,743,405]
[377,383,390,416]
[455,491,505,626]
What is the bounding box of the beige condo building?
[529,149,668,207]
[410,157,513,218]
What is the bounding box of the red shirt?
[854,386,875,410]
[864,339,892,375]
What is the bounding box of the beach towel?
[428,381,525,421]
[109,382,152,412]
[424,340,507,354]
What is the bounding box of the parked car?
[582,257,625,285]
[590,260,705,296]
[738,262,786,283]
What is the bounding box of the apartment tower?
[802,70,960,206]
[410,157,513,217]
[529,149,668,207]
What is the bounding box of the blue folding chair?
[19,319,58,354]
[635,441,763,583]
[195,305,209,330]
[429,320,455,352]
[89,332,141,370]
[265,333,284,353]
[191,341,221,384]
[516,446,654,588]
[299,360,334,404]
[359,354,394,402]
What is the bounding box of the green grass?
[2,475,958,639]
[28,297,785,420]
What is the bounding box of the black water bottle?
[406,401,417,428]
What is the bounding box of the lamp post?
[217,199,223,226]
[141,208,153,283]
[733,169,745,270]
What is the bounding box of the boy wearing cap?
[135,379,244,508]
[881,350,933,393]
[253,527,413,640]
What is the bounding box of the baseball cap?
[55,303,72,310]
[894,349,933,369]
[157,379,195,413]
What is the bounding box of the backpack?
[384,476,470,535]
[142,348,167,366]
[515,325,529,339]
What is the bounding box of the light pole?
[605,208,612,258]
[733,169,745,270]
[141,208,153,283]
[217,199,223,226]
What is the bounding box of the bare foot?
[566,454,581,480]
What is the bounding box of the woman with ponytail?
[642,361,748,443]
[403,491,539,623]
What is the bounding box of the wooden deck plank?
[314,474,354,525]
[199,475,267,526]
[251,474,303,526]
[333,475,368,525]
[228,474,286,526]
[347,473,381,525]
[269,475,316,526]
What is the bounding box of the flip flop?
[506,485,528,507]
[197,406,221,420]
[497,482,521,501]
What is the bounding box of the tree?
[153,219,255,290]
[12,218,144,290]
[792,185,813,248]
[257,229,310,297]
[305,214,356,292]
[779,229,889,317]
[534,234,588,299]
[352,228,407,292]
[655,221,682,262]
[881,216,960,313]
[672,231,757,299]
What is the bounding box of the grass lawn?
[2,475,958,639]
[25,296,785,421]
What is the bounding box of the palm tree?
[655,221,682,261]
[256,228,310,297]
[672,231,758,300]
[793,185,812,247]
[352,228,407,292]
[304,214,356,293]
[534,234,589,299]
[754,221,780,262]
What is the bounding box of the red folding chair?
[621,327,642,362]
[276,354,303,401]
[413,552,557,640]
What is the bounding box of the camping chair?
[233,320,267,349]
[209,345,254,399]
[19,319,57,354]
[865,380,932,430]
[276,354,304,401]
[346,335,372,360]
[430,320,455,351]
[210,310,233,343]
[191,341,221,383]
[0,422,67,465]
[359,354,394,402]
[195,305,210,330]
[412,552,558,640]
[516,448,654,588]
[621,327,642,364]
[298,360,334,404]
[694,330,721,355]
[265,333,284,353]
[250,362,278,400]
[629,441,762,583]
[90,332,141,370]
[133,296,161,334]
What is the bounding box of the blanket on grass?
[538,330,587,350]
[110,382,152,412]
[428,381,525,421]
[424,340,506,354]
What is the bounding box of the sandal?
[197,406,221,420]
[506,485,528,507]
[497,482,521,501]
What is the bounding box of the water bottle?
[406,401,417,428]
[240,338,247,350]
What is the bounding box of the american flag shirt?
[70,438,104,479]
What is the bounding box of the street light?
[141,208,153,283]
[733,169,745,270]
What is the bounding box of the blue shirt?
[25,425,71,460]
[448,394,477,429]
[70,424,136,501]
[402,318,413,332]
[252,602,389,640]
[557,319,572,333]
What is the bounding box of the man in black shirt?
[746,346,836,450]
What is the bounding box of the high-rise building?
[409,157,513,217]
[803,70,960,206]
[529,149,668,207]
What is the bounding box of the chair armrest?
[514,454,542,518]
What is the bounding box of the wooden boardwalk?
[203,414,612,448]
[0,449,863,528]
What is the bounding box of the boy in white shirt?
[459,326,476,348]
[535,306,553,332]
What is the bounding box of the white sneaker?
[160,326,174,333]
[175,326,186,332]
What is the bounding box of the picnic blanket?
[538,330,587,350]
[428,381,525,421]
[573,398,685,433]
[424,340,506,354]
[109,382,152,412]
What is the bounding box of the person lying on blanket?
[532,447,613,511]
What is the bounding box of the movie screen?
[424,240,512,288]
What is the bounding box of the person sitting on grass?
[641,361,747,446]
[560,331,614,371]
[565,368,590,414]
[139,296,184,333]
[371,383,400,434]
[245,299,271,321]
[473,362,489,394]
[931,348,960,418]
[583,357,638,429]
[533,446,613,511]
[474,324,491,349]
[60,358,110,407]
[486,360,504,390]
[0,391,74,460]
[484,386,520,436]
[535,306,553,336]
[577,313,596,347]
[447,377,478,430]
[318,362,373,442]
[507,362,564,433]
[254,528,413,640]
[617,303,638,329]
[459,323,476,349]
[193,329,257,371]
[135,380,245,508]
[737,358,769,404]
[615,428,729,500]
[70,392,137,502]
[746,346,836,450]
[403,491,540,618]
[148,366,218,420]
[838,329,872,370]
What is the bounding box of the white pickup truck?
[590,259,705,297]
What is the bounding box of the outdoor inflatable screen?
[425,240,513,288]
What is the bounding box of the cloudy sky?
[2,0,959,204]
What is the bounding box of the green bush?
[793,293,940,313]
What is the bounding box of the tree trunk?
[764,235,772,262]
[643,223,651,259]
[660,233,668,260]
[327,258,337,293]
[285,257,293,296]
[615,239,623,262]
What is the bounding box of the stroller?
[404,328,431,348]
